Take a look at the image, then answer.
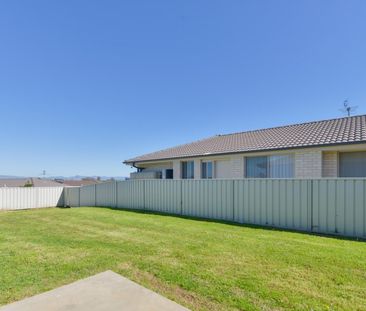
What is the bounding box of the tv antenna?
[339,100,357,117]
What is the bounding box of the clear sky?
[0,1,366,177]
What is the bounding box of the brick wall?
[295,150,322,178]
[173,160,181,179]
[170,149,327,179]
[194,159,201,179]
[322,151,338,177]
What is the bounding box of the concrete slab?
[0,271,189,311]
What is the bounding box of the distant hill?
[49,175,127,181]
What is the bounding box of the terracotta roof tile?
[125,115,366,163]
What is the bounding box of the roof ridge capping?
[218,114,366,137]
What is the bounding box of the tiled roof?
[0,178,63,187]
[62,179,102,187]
[124,115,366,163]
[30,178,63,187]
[0,179,30,187]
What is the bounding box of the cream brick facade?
[194,159,201,179]
[322,151,338,177]
[138,151,324,179]
[231,156,244,178]
[132,144,366,179]
[173,160,181,179]
[294,150,322,178]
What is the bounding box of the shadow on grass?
[67,205,366,243]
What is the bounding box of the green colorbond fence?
[64,179,366,239]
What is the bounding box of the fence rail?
[64,179,366,239]
[0,187,64,210]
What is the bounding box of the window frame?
[201,161,213,179]
[268,154,295,178]
[339,151,366,177]
[245,154,295,178]
[181,161,195,179]
[245,156,268,178]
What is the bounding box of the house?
[0,178,63,187]
[60,178,103,187]
[0,179,32,187]
[124,115,366,180]
[31,178,65,187]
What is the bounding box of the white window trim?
[181,161,195,179]
[201,160,214,179]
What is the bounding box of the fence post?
[62,188,66,207]
[143,179,146,210]
[232,179,235,222]
[36,188,39,209]
[78,187,81,207]
[94,184,97,207]
[180,180,183,215]
[115,180,118,208]
[310,179,313,232]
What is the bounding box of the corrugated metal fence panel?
[234,179,311,231]
[182,180,234,221]
[96,182,116,207]
[0,188,36,210]
[80,185,96,206]
[60,179,366,238]
[116,180,144,210]
[37,187,64,207]
[144,180,181,214]
[312,179,366,237]
[0,187,64,210]
[65,187,80,207]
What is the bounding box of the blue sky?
[0,1,366,177]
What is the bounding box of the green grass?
[0,207,365,311]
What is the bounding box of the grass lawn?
[0,207,365,311]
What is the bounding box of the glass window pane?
[182,162,187,179]
[202,162,207,178]
[207,162,212,178]
[202,162,213,179]
[182,161,193,179]
[246,156,268,178]
[182,161,194,179]
[188,161,194,179]
[269,154,294,178]
[340,152,366,177]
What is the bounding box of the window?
[269,155,294,178]
[201,161,213,179]
[165,169,173,179]
[182,161,194,179]
[245,154,294,178]
[246,156,268,178]
[339,152,366,177]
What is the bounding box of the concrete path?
[0,271,189,311]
